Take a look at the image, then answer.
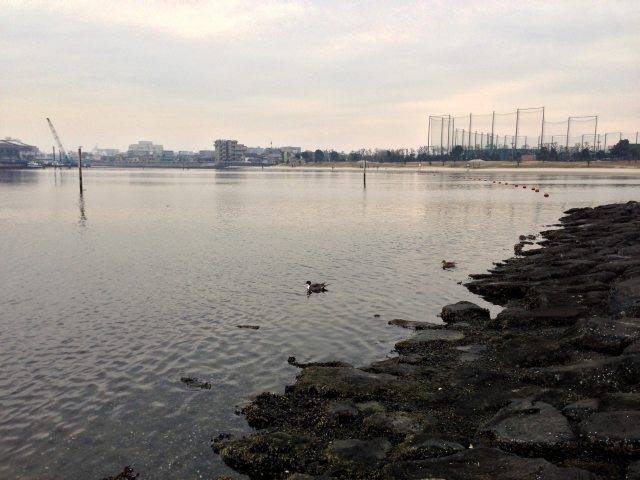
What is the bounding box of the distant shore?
[277,159,640,170]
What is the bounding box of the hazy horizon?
[2,0,639,153]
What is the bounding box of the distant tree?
[348,151,362,162]
[329,150,340,162]
[549,146,558,160]
[538,147,549,161]
[314,149,325,162]
[301,151,313,162]
[579,148,591,160]
[610,139,630,158]
[451,145,464,159]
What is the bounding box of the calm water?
[1,167,638,479]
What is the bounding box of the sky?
[1,0,639,153]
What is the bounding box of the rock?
[496,336,570,367]
[600,392,640,411]
[610,277,640,317]
[562,398,600,422]
[394,434,465,460]
[293,366,398,398]
[325,400,359,423]
[479,399,575,456]
[395,329,464,351]
[237,324,260,329]
[563,317,640,354]
[579,411,640,454]
[101,466,139,480]
[627,460,640,480]
[492,306,587,328]
[625,340,640,355]
[388,319,436,330]
[213,431,321,480]
[354,401,385,414]
[385,447,595,479]
[441,301,490,325]
[530,354,640,393]
[362,411,423,436]
[325,437,391,472]
[455,344,486,363]
[180,376,211,389]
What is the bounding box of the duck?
[441,260,456,270]
[306,281,328,293]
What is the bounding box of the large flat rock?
[385,447,595,480]
[579,411,640,454]
[441,301,490,325]
[610,276,640,317]
[563,317,640,354]
[292,365,399,398]
[395,329,464,351]
[479,399,575,455]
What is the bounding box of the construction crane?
[46,117,70,164]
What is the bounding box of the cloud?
[5,0,310,39]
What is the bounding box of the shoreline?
[213,201,640,479]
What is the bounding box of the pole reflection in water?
[78,193,87,227]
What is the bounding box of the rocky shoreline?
[213,201,640,479]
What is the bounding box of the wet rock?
[492,306,587,328]
[292,366,399,398]
[479,399,575,456]
[213,431,321,480]
[362,411,423,436]
[455,344,486,363]
[388,319,435,330]
[385,447,595,480]
[563,317,640,354]
[627,460,640,480]
[101,466,139,480]
[562,398,600,422]
[287,356,351,369]
[367,357,436,377]
[530,354,640,393]
[394,434,465,460]
[325,437,391,473]
[579,411,640,454]
[354,400,385,414]
[441,301,490,325]
[496,336,570,367]
[180,376,212,389]
[625,340,640,355]
[325,400,359,423]
[600,392,640,411]
[610,277,640,317]
[395,329,464,351]
[237,324,260,329]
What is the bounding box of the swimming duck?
[306,281,328,293]
[441,260,456,270]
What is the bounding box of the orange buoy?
[544,192,549,197]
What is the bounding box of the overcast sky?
[1,0,638,152]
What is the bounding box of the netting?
[426,109,634,155]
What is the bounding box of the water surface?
[1,167,638,478]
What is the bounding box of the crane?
[46,117,70,164]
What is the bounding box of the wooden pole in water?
[363,155,367,188]
[78,147,83,194]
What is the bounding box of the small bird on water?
[441,260,456,270]
[306,281,328,293]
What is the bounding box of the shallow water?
[0,167,638,478]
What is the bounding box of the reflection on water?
[0,167,639,479]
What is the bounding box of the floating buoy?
[531,187,535,190]
[544,192,549,197]
[535,189,540,192]
[514,184,518,187]
[523,185,527,189]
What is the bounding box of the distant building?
[127,141,163,159]
[198,150,215,161]
[214,139,247,163]
[93,147,120,158]
[0,138,37,164]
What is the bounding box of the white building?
[214,139,247,163]
[127,141,163,158]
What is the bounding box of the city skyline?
[2,0,639,153]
